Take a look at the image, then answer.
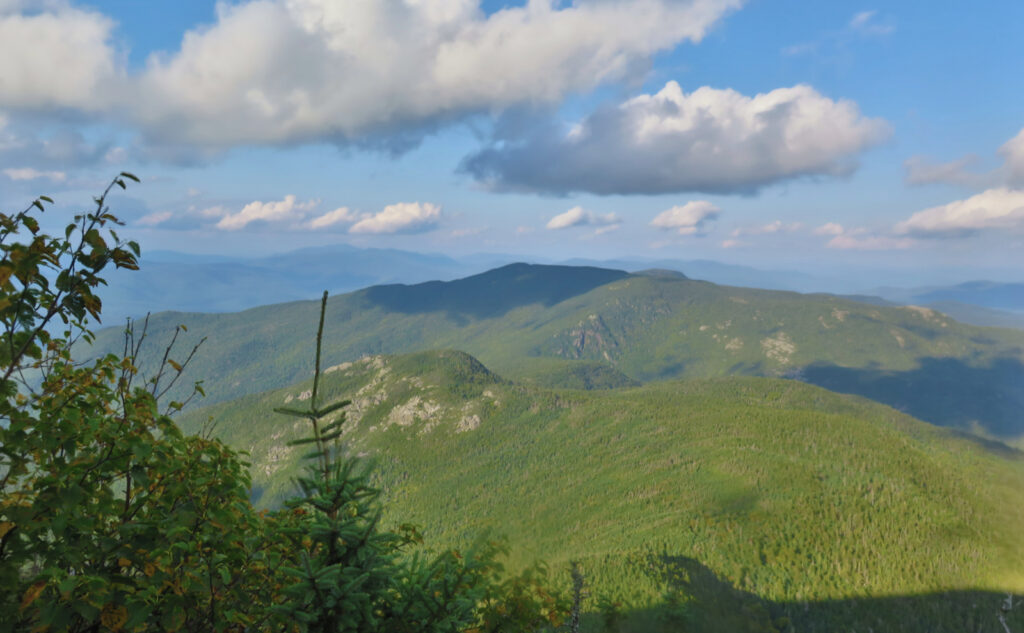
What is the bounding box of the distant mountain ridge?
[95,243,1024,331]
[98,244,477,322]
[85,263,1024,437]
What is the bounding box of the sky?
[0,0,1022,285]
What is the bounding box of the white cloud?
[813,222,845,236]
[849,10,894,36]
[812,222,913,249]
[894,187,1024,237]
[136,210,173,227]
[308,206,362,230]
[546,206,620,230]
[0,4,119,110]
[215,195,319,230]
[464,81,889,195]
[0,0,738,154]
[3,167,65,181]
[999,128,1024,186]
[720,239,743,248]
[349,202,441,235]
[904,126,1024,189]
[903,155,993,188]
[826,233,913,250]
[650,201,720,235]
[730,219,802,237]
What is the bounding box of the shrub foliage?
[0,180,565,632]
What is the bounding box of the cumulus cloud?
[463,81,889,195]
[215,195,319,230]
[133,197,442,235]
[136,210,174,227]
[0,3,119,111]
[307,206,362,230]
[349,202,442,235]
[650,200,720,235]
[812,222,845,236]
[999,128,1024,186]
[0,0,742,154]
[546,206,620,230]
[3,167,65,181]
[893,187,1024,237]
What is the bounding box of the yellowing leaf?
[118,557,131,568]
[20,582,46,611]
[0,521,14,538]
[101,604,128,631]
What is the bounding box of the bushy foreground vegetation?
[0,182,567,632]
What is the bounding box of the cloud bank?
[894,188,1024,237]
[348,202,442,235]
[463,82,889,195]
[139,196,442,235]
[0,0,742,154]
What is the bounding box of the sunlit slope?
[93,263,1024,435]
[179,350,1024,632]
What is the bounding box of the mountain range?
[76,261,1024,631]
[95,246,1024,335]
[87,263,1024,438]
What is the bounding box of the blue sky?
[1,0,1021,284]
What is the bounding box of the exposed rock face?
[761,332,796,365]
[552,314,621,361]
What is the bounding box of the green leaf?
[314,399,351,418]
[119,171,140,183]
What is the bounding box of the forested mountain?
[178,349,1024,633]
[88,263,1024,437]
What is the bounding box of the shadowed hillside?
[88,264,1024,436]
[363,263,630,319]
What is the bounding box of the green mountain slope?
[90,263,1024,436]
[178,350,1024,633]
